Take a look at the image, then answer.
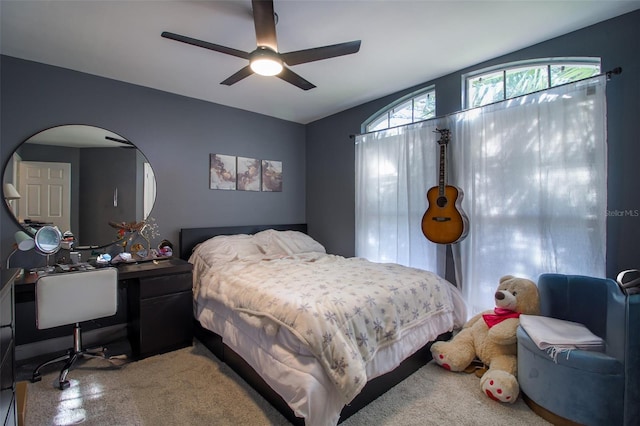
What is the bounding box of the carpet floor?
[22,340,551,425]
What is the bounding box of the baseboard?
[15,324,127,361]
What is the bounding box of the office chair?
[31,267,118,389]
[517,273,640,426]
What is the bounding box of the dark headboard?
[179,224,308,260]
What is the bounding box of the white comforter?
[192,250,461,405]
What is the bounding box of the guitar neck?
[438,142,447,196]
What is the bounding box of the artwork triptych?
[210,154,283,192]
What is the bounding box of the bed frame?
[180,224,450,425]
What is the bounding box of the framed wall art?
[210,154,236,190]
[262,160,283,192]
[237,157,261,191]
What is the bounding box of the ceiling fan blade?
[251,0,278,51]
[162,31,250,60]
[277,67,316,91]
[221,65,254,86]
[280,40,361,66]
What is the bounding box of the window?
[364,87,436,133]
[357,75,607,316]
[464,58,600,108]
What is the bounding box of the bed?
[180,224,467,426]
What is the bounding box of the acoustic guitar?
[421,129,469,244]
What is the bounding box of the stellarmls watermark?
[607,209,640,217]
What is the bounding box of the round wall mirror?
[2,125,157,249]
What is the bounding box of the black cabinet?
[1,269,19,426]
[119,258,193,360]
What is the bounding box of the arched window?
[363,87,435,133]
[463,57,600,108]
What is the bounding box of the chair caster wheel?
[31,373,42,383]
[58,380,70,390]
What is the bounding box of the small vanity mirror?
[3,125,157,249]
[34,225,62,254]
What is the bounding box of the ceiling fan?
[161,0,361,90]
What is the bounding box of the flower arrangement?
[109,217,160,257]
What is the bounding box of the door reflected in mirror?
[2,125,157,248]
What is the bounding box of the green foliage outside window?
[365,88,436,133]
[363,59,599,133]
[467,60,600,108]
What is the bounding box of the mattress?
[190,229,467,426]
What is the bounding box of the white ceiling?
[27,125,130,148]
[2,0,639,124]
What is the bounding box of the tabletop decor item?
[109,217,160,260]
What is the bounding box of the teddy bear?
[430,275,540,403]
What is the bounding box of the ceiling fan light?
[251,58,283,76]
[250,48,283,76]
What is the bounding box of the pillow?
[195,234,264,262]
[254,229,326,256]
[252,230,286,255]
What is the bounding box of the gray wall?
[2,10,639,279]
[1,56,306,261]
[306,10,640,278]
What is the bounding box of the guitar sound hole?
[436,196,447,208]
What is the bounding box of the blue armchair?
[517,273,640,426]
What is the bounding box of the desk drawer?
[0,329,11,365]
[0,283,13,376]
[0,347,13,391]
[137,291,193,358]
[0,389,13,426]
[139,273,191,299]
[0,285,12,328]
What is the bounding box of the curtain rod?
[349,66,622,139]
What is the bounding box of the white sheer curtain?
[355,120,446,276]
[356,75,607,316]
[450,75,607,315]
